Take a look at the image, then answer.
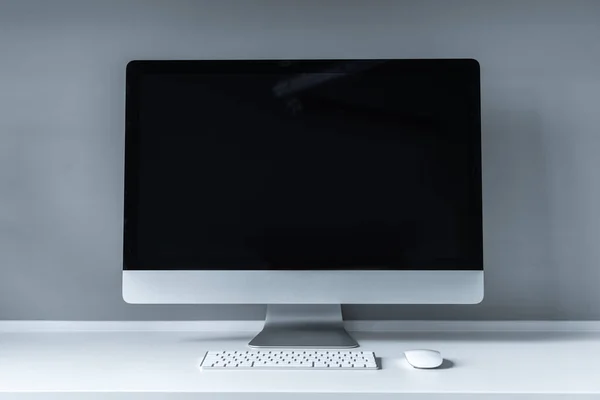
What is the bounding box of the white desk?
[1,321,600,399]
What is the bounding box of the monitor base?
[248,304,359,348]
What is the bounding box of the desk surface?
[1,322,599,398]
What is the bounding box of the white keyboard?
[200,350,378,370]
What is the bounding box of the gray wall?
[1,0,599,321]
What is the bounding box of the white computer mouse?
[404,349,443,369]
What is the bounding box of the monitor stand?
[248,304,359,348]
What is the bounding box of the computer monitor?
[123,59,483,348]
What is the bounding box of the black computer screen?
[124,59,482,270]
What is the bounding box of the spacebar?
[254,363,312,368]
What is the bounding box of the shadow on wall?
[351,330,597,343]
